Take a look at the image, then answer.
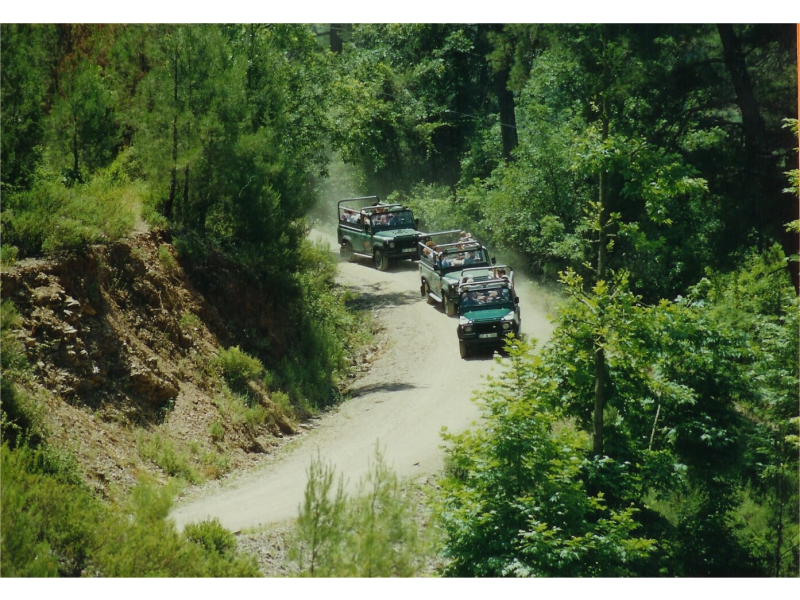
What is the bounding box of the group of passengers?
[463,287,511,307]
[421,231,482,266]
[342,206,409,228]
[340,210,363,225]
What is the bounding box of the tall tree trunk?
[71,114,80,179]
[593,140,608,458]
[330,24,343,54]
[592,36,611,458]
[166,40,179,220]
[718,24,799,293]
[496,64,518,162]
[717,25,765,238]
[167,114,177,220]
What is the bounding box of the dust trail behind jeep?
[337,196,422,271]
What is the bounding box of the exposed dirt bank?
[1,231,298,497]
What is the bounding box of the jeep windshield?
[459,285,513,310]
[368,210,415,231]
[439,248,490,274]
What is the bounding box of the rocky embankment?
[1,230,297,496]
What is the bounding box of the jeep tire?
[340,241,354,262]
[423,281,435,305]
[459,340,469,359]
[374,248,389,271]
[443,293,456,317]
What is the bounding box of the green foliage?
[183,519,237,555]
[289,448,428,577]
[436,337,658,576]
[2,442,260,578]
[0,24,54,190]
[331,24,500,193]
[437,245,798,576]
[209,420,225,443]
[44,59,121,183]
[91,477,261,577]
[267,238,373,413]
[0,244,19,267]
[136,431,201,484]
[157,244,177,272]
[1,444,100,576]
[178,311,202,331]
[0,300,47,450]
[1,175,136,257]
[214,346,264,394]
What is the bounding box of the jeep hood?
[374,229,417,239]
[443,273,461,284]
[461,308,515,322]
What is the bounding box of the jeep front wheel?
[459,340,469,359]
[374,249,389,271]
[340,241,354,262]
[443,293,456,317]
[423,281,435,305]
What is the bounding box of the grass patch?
[179,311,202,331]
[136,431,201,485]
[158,244,177,273]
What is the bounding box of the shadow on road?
[343,283,421,310]
[462,349,504,361]
[337,254,422,274]
[349,381,419,397]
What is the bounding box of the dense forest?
[1,23,798,577]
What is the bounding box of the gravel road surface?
[170,228,555,532]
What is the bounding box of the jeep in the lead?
[418,232,494,316]
[337,196,421,271]
[456,266,520,359]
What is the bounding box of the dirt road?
[170,228,555,532]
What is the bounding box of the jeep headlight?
[502,322,511,330]
[389,241,396,248]
[459,316,473,333]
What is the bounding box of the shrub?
[289,447,428,577]
[1,176,136,257]
[158,244,177,273]
[136,431,201,485]
[1,444,100,576]
[179,311,202,331]
[215,346,263,393]
[91,477,261,577]
[209,420,225,443]
[0,244,18,267]
[184,519,236,555]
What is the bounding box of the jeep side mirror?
[415,218,420,229]
[514,296,519,304]
[492,257,497,265]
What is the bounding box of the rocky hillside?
[1,230,306,498]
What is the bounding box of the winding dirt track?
[170,228,554,532]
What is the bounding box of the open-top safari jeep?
[337,196,421,271]
[418,231,494,316]
[455,265,520,358]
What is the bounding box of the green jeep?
[419,232,494,316]
[337,196,421,271]
[456,266,520,359]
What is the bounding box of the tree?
[0,24,55,190]
[437,338,658,576]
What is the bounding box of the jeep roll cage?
[458,265,513,286]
